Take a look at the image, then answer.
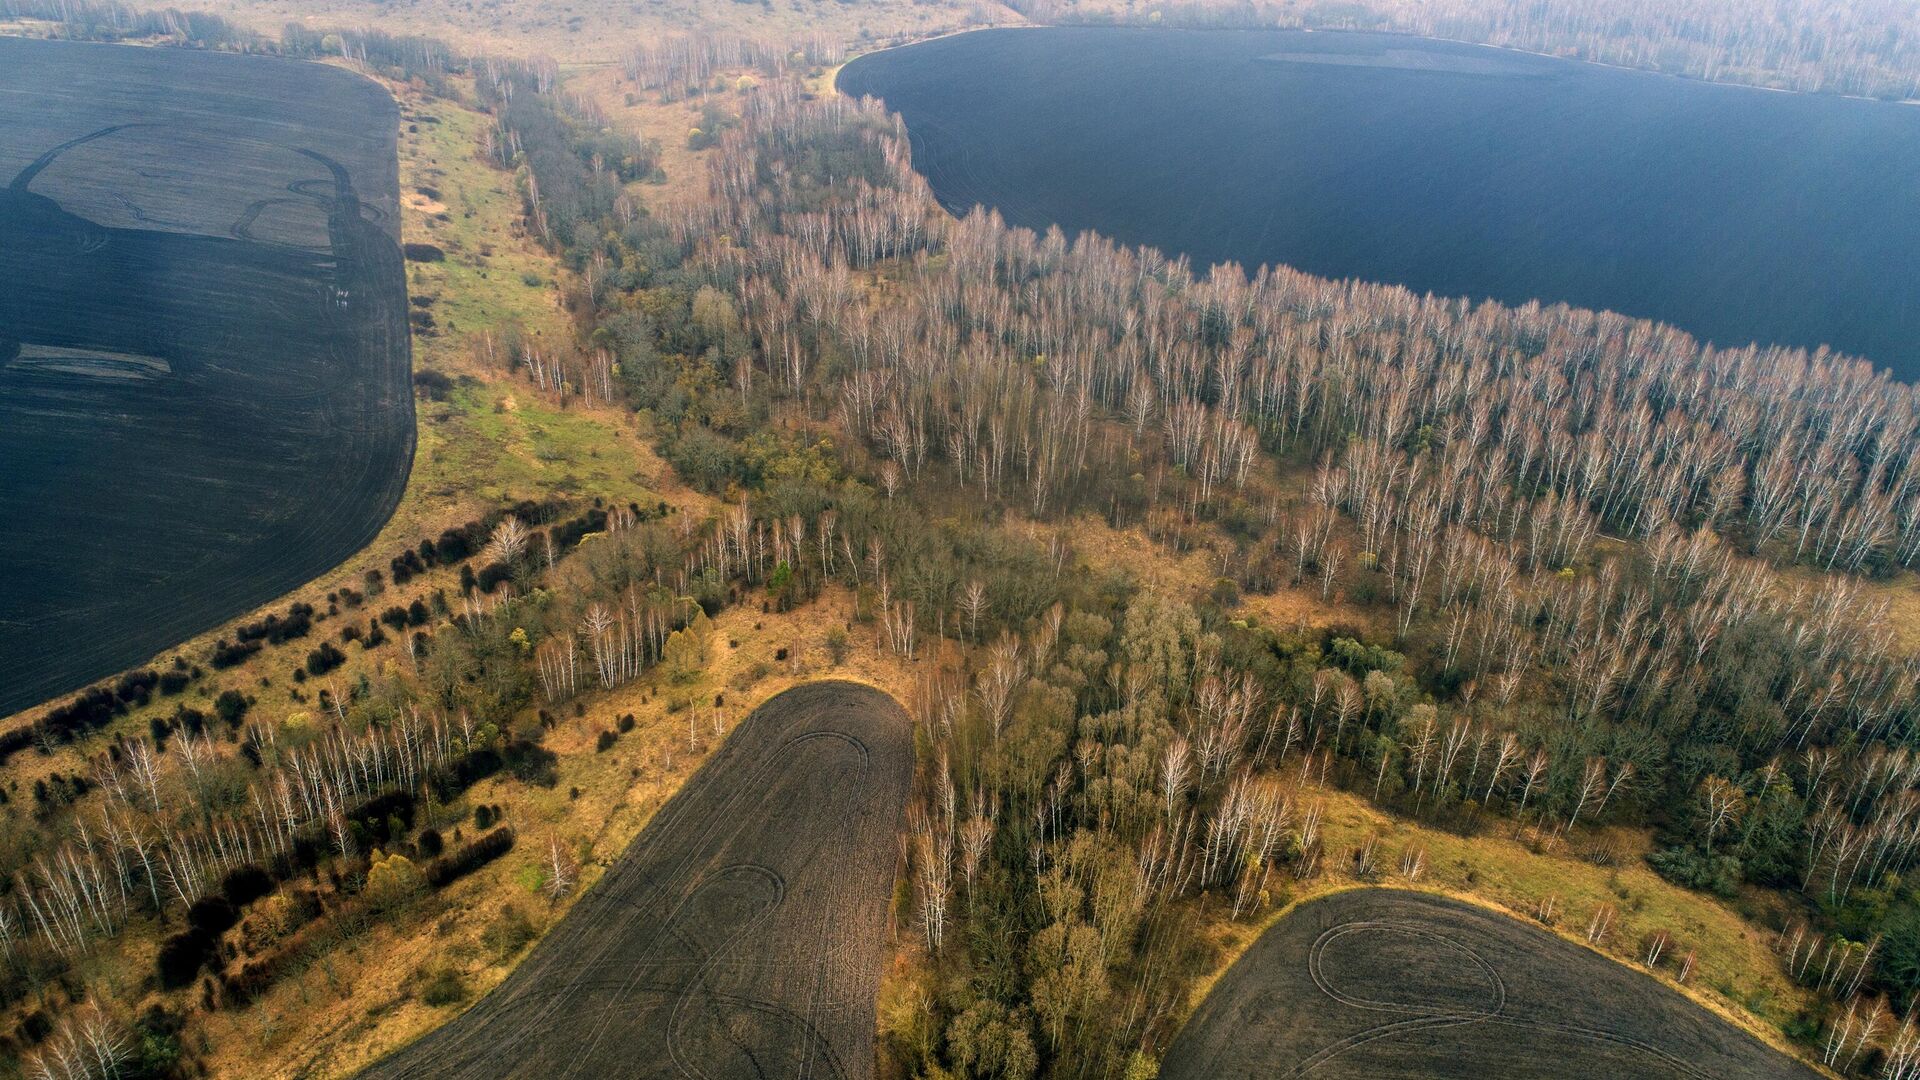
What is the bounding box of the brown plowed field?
[0,38,411,717]
[360,680,912,1080]
[1160,889,1820,1080]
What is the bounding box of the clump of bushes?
[1647,847,1742,897]
[210,638,263,668]
[506,741,559,787]
[188,896,240,935]
[483,905,537,959]
[157,896,239,991]
[418,964,466,1005]
[0,684,127,763]
[304,642,347,677]
[157,930,217,989]
[411,368,455,404]
[235,602,315,646]
[1328,635,1405,675]
[214,690,249,728]
[221,864,275,907]
[365,850,426,910]
[114,669,159,707]
[425,827,516,888]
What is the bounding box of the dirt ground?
[358,680,913,1079]
[1159,889,1824,1080]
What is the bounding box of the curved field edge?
[1163,887,1827,1079]
[0,67,676,734]
[196,613,923,1078]
[354,679,913,1079]
[0,41,413,717]
[1182,874,1828,1077]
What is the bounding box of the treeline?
[0,500,664,1069]
[278,24,461,85]
[0,478,1081,1074]
[0,0,463,86]
[1000,0,1920,100]
[746,96,1920,580]
[0,496,620,1069]
[620,32,845,101]
[476,61,663,253]
[0,0,258,49]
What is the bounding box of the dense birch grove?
[619,33,845,99]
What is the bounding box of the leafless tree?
[487,515,531,567]
[545,835,577,901]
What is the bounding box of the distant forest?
[0,0,458,82]
[7,0,1920,99]
[1006,0,1920,99]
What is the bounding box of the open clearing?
[360,680,912,1079]
[0,38,410,715]
[1160,889,1821,1079]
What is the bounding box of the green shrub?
[365,849,426,911]
[1646,847,1742,898]
[1330,636,1404,675]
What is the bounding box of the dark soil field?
[360,680,913,1080]
[1159,889,1819,1079]
[840,28,1920,378]
[0,38,410,716]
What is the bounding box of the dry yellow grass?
[1861,570,1920,655]
[566,63,733,215]
[1034,510,1377,631]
